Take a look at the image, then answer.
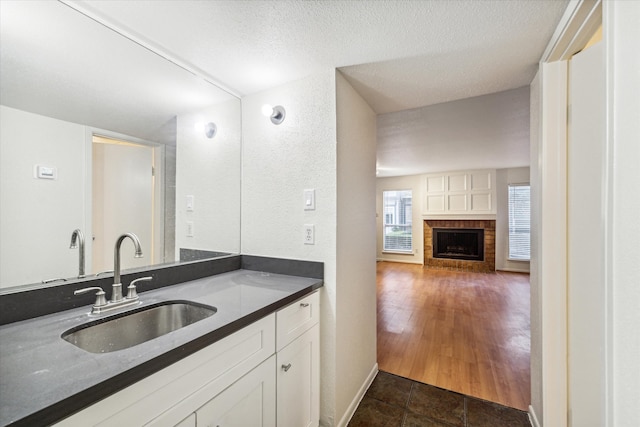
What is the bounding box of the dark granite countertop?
[0,269,323,426]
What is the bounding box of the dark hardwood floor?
[376,261,531,411]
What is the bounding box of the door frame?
[532,0,604,426]
[84,127,165,273]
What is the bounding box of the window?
[383,190,412,252]
[508,184,531,261]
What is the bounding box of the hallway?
[376,262,530,410]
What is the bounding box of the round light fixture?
[261,104,286,125]
[205,122,217,139]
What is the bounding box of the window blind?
[382,190,412,252]
[508,184,531,261]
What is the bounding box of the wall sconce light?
[204,122,217,139]
[261,104,286,125]
[195,121,217,139]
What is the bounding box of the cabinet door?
[276,325,319,427]
[196,355,276,427]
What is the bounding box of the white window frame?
[382,189,413,254]
[507,183,531,261]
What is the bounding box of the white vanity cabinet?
[192,355,276,427]
[275,292,320,427]
[54,291,320,427]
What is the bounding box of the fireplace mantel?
[422,214,496,221]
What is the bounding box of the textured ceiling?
[77,0,568,113]
[3,0,570,176]
[376,87,531,177]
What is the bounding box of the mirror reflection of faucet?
[74,233,151,315]
[69,229,86,278]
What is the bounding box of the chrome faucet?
[112,232,143,302]
[74,233,150,315]
[69,229,86,278]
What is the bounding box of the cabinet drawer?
[276,291,319,351]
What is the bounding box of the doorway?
[376,261,530,410]
[92,134,163,273]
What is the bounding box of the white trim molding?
[532,2,604,426]
[337,363,378,427]
[541,0,602,62]
[529,405,541,427]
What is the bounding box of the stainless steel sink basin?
[62,300,217,353]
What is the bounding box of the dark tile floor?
[348,371,531,427]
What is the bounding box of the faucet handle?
[74,286,107,308]
[126,276,152,300]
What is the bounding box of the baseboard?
[528,405,540,427]
[337,363,379,427]
[376,258,423,265]
[496,267,531,273]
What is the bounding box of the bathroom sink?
[62,301,217,353]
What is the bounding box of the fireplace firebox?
[432,228,484,261]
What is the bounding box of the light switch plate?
[34,165,57,180]
[304,189,315,211]
[186,195,194,212]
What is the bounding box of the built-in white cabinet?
[275,292,320,427]
[194,355,276,427]
[423,169,496,217]
[277,326,319,427]
[55,291,320,427]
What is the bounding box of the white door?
[92,139,154,273]
[567,40,605,427]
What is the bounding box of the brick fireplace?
[424,219,496,272]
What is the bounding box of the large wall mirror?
[0,1,241,290]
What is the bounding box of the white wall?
[241,71,377,426]
[0,106,87,288]
[375,174,424,264]
[335,71,378,424]
[241,71,340,424]
[176,99,241,257]
[495,167,530,273]
[605,1,640,424]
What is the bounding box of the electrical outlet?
[304,224,315,245]
[186,221,194,237]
